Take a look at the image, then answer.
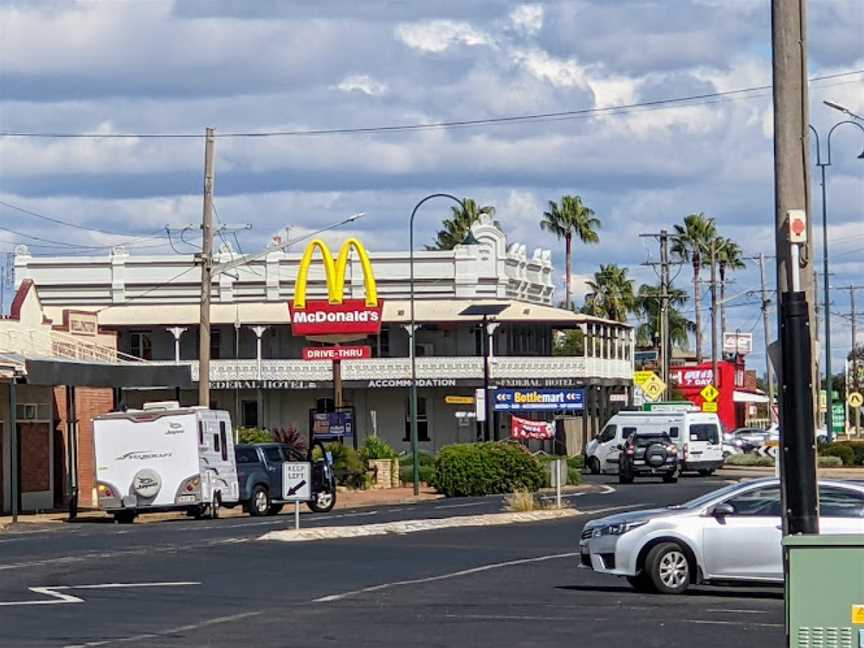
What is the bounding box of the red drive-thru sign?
[510,415,555,440]
[302,345,372,361]
[289,238,383,337]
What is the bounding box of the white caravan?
[94,402,240,523]
[586,411,724,476]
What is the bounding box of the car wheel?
[249,485,271,517]
[618,471,634,484]
[113,510,137,524]
[587,457,601,475]
[646,543,691,594]
[307,489,337,513]
[626,573,655,593]
[267,504,284,516]
[698,469,714,477]
[662,472,678,484]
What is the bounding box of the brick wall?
[20,422,51,492]
[54,387,115,508]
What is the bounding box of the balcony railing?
[187,355,631,383]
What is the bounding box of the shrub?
[400,451,436,467]
[831,441,864,466]
[399,463,435,485]
[361,436,397,461]
[818,456,844,468]
[820,443,855,466]
[567,467,582,485]
[536,455,582,487]
[326,443,368,489]
[505,489,539,512]
[430,441,544,497]
[725,453,774,467]
[237,427,273,444]
[567,455,585,470]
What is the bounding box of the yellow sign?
[702,401,718,413]
[293,238,378,309]
[848,391,864,409]
[700,384,719,403]
[852,604,864,624]
[445,396,475,405]
[634,370,658,387]
[641,374,666,401]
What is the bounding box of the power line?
[0,199,167,240]
[0,71,860,140]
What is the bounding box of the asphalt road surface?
[0,475,784,647]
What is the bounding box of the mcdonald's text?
[289,299,383,335]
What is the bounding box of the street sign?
[475,388,487,422]
[702,401,718,413]
[644,401,699,413]
[722,331,753,355]
[302,345,371,361]
[787,209,807,243]
[700,384,719,403]
[832,402,846,435]
[633,370,657,386]
[282,462,311,501]
[445,395,475,405]
[641,375,666,402]
[493,388,585,412]
[609,393,628,403]
[848,392,864,409]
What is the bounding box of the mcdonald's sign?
[289,238,383,336]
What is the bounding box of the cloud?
[509,48,589,90]
[395,19,493,54]
[509,4,543,36]
[333,74,388,96]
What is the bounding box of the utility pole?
[198,127,215,407]
[659,231,670,396]
[848,286,861,434]
[710,239,720,386]
[771,0,817,541]
[757,253,776,424]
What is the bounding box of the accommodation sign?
[494,388,585,412]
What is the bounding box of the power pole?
[659,230,670,396]
[849,286,861,434]
[771,0,817,540]
[710,239,720,385]
[198,127,216,407]
[757,253,776,424]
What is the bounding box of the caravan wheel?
[113,510,137,524]
[209,494,221,520]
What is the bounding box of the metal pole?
[198,127,215,407]
[819,162,834,440]
[851,287,860,435]
[9,379,17,522]
[481,315,490,442]
[294,500,300,530]
[66,385,78,521]
[710,240,719,386]
[660,230,670,397]
[759,254,776,423]
[409,193,465,496]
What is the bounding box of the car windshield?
[667,481,772,510]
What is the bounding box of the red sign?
[669,367,714,387]
[511,415,555,440]
[289,299,383,336]
[302,345,372,361]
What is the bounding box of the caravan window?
[622,426,637,441]
[213,432,221,454]
[689,424,720,444]
[219,422,228,461]
[669,426,680,439]
[198,422,205,446]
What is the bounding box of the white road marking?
[599,485,616,495]
[313,552,580,603]
[433,502,488,510]
[63,611,261,647]
[442,614,574,622]
[684,620,782,628]
[0,582,198,608]
[706,608,770,615]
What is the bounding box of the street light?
[409,193,466,496]
[808,118,864,442]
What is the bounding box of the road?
[0,475,783,647]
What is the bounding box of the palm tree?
[635,283,696,351]
[671,212,717,363]
[428,198,496,250]
[540,195,600,309]
[715,237,745,334]
[582,264,636,322]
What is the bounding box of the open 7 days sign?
[288,238,383,336]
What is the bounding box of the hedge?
[399,463,436,485]
[820,443,855,466]
[325,443,368,489]
[430,442,545,497]
[826,441,864,466]
[726,453,846,469]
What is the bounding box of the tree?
[428,198,496,250]
[715,237,745,334]
[635,283,696,351]
[582,264,636,322]
[671,212,717,363]
[540,195,600,310]
[553,329,584,356]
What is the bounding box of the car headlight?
[602,520,648,536]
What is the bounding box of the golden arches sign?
[293,237,378,309]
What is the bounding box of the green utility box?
[785,534,864,648]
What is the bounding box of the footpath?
[718,465,864,480]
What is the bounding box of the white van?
[585,411,724,476]
[94,402,240,523]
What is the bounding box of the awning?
[24,358,193,388]
[733,390,769,404]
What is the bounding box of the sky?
[0,0,862,373]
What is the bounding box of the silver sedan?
[579,478,864,594]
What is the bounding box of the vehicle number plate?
[634,460,645,465]
[177,495,196,504]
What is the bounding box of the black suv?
[618,432,679,484]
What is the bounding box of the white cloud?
[510,4,544,36]
[395,19,493,54]
[333,74,388,96]
[509,48,589,90]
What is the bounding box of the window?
[725,485,781,517]
[236,447,259,464]
[130,331,152,360]
[689,423,720,444]
[621,426,637,441]
[198,422,204,446]
[219,421,228,461]
[316,398,335,413]
[213,432,220,454]
[210,328,221,361]
[377,327,390,357]
[819,486,864,518]
[404,397,430,442]
[241,401,258,428]
[263,447,283,464]
[669,426,680,439]
[598,425,617,443]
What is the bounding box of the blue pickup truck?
[234,442,337,516]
